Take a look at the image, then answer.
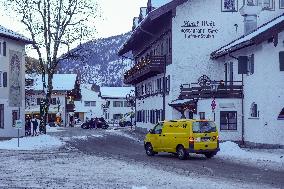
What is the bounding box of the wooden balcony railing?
[124,56,165,84]
[179,81,243,100]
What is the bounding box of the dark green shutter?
[279,51,284,71]
[3,72,7,87]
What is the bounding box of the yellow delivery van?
[144,119,219,160]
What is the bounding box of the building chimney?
[240,4,262,35]
[147,0,152,14]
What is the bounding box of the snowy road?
[0,127,283,189]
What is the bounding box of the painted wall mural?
[9,50,22,107]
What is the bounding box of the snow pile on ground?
[217,141,284,169]
[107,129,141,142]
[0,135,64,150]
[132,187,147,189]
[46,125,63,133]
[61,134,103,142]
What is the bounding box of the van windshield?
[192,121,216,133]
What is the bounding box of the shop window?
[220,111,237,130]
[278,108,284,119]
[250,102,259,117]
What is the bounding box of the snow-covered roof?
[211,14,284,59]
[0,25,32,44]
[100,87,134,98]
[169,99,196,106]
[118,0,187,55]
[26,74,77,91]
[140,7,147,20]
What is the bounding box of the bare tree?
[5,0,99,133]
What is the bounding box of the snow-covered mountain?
[57,32,133,87]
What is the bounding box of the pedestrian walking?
[32,118,38,136]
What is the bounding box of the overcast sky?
[0,0,147,56]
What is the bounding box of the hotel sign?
[181,20,218,39]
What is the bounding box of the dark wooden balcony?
[179,81,243,100]
[124,56,165,84]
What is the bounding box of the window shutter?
[279,51,284,71]
[238,56,248,74]
[3,72,7,87]
[3,42,6,56]
[250,54,254,74]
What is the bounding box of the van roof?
[166,119,212,122]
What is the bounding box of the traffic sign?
[15,119,23,129]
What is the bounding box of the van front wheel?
[145,143,155,156]
[177,146,188,160]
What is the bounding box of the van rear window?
[192,121,216,133]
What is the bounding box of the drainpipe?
[163,55,166,120]
[241,74,245,146]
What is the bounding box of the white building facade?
[0,25,31,138]
[119,0,284,147]
[74,84,104,122]
[100,87,135,122]
[25,74,78,127]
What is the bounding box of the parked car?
[144,119,219,160]
[81,117,109,129]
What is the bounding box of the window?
[90,101,96,107]
[84,101,91,106]
[3,42,6,56]
[279,51,284,71]
[165,75,170,92]
[247,54,254,75]
[51,98,57,105]
[250,102,259,117]
[280,0,284,8]
[0,71,2,87]
[113,114,122,120]
[222,0,238,12]
[152,122,164,134]
[199,112,205,120]
[226,62,234,85]
[277,108,284,119]
[220,111,237,130]
[37,98,42,105]
[113,101,123,107]
[12,110,19,126]
[257,0,274,10]
[0,104,4,128]
[124,101,131,107]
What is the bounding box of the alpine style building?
[119,0,284,147]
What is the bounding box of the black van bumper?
[187,148,220,154]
